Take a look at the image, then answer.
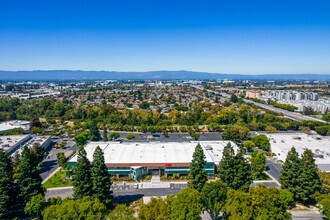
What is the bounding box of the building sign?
[165,163,172,167]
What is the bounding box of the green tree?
[91,146,113,206]
[318,170,330,192]
[74,131,89,147]
[316,193,330,219]
[297,149,321,205]
[188,143,208,192]
[89,121,100,141]
[218,142,235,186]
[224,186,291,220]
[72,147,92,199]
[56,152,68,170]
[109,204,136,220]
[0,151,16,218]
[280,147,302,201]
[232,151,253,192]
[30,142,45,165]
[126,134,135,140]
[222,125,250,143]
[230,93,238,103]
[42,196,107,220]
[170,188,202,220]
[102,122,108,141]
[200,181,227,220]
[24,193,45,216]
[249,151,266,178]
[109,132,121,140]
[251,134,270,151]
[138,196,172,220]
[17,146,44,206]
[244,140,255,152]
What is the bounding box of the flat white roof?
[264,133,330,171]
[0,135,30,151]
[69,141,236,165]
[0,120,30,132]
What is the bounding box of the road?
[265,158,283,182]
[40,140,77,181]
[192,85,327,123]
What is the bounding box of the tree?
[188,143,208,192]
[251,134,270,151]
[200,181,227,220]
[230,93,238,103]
[0,151,16,218]
[75,131,89,147]
[222,125,250,143]
[139,101,150,109]
[244,140,255,152]
[109,132,120,140]
[302,106,315,115]
[72,147,92,199]
[56,152,68,170]
[170,188,202,220]
[89,121,100,141]
[318,170,330,192]
[280,147,302,201]
[266,125,278,133]
[138,196,171,220]
[108,204,136,220]
[126,134,135,140]
[218,142,235,186]
[249,151,266,178]
[224,186,291,220]
[30,142,45,165]
[316,193,330,219]
[232,151,253,192]
[298,149,321,205]
[162,131,168,137]
[102,122,108,141]
[17,146,44,206]
[24,193,45,216]
[218,143,252,192]
[42,196,107,220]
[91,146,113,206]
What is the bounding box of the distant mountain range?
[0,70,329,81]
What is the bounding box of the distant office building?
[0,120,30,134]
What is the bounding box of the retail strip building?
[68,141,237,180]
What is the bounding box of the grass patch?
[42,171,72,189]
[255,172,272,181]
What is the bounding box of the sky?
[0,0,330,75]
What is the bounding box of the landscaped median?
[42,171,73,189]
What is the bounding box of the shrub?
[126,134,135,140]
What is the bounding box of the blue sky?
[0,0,330,74]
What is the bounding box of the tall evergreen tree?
[102,122,108,141]
[280,147,302,200]
[89,120,100,141]
[232,151,253,192]
[72,146,92,199]
[218,143,252,191]
[17,146,44,206]
[189,143,208,192]
[218,142,235,185]
[0,151,17,218]
[297,149,321,205]
[91,146,113,206]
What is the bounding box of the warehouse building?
[261,132,330,172]
[0,134,51,155]
[68,141,237,180]
[0,120,30,134]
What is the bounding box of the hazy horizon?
[1,0,330,75]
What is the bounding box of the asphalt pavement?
[265,158,283,182]
[45,187,182,200]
